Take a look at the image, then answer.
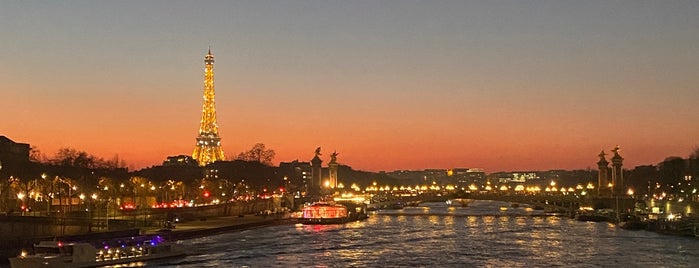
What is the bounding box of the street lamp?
[17,192,25,215]
[79,193,86,212]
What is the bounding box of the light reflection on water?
[150,200,699,267]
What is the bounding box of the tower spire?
[192,49,225,166]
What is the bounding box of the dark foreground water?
[145,200,698,267]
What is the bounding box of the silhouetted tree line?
[236,143,276,166]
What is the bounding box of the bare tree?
[29,146,47,163]
[236,143,276,166]
[50,147,118,169]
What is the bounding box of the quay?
[143,213,293,240]
[0,213,291,265]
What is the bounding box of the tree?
[29,146,46,163]
[688,147,699,198]
[236,143,276,166]
[129,176,152,208]
[50,147,116,169]
[98,177,119,200]
[658,156,687,196]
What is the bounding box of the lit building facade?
[279,160,312,192]
[163,155,198,166]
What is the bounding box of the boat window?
[34,247,61,254]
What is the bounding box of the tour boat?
[9,237,184,268]
[300,202,368,224]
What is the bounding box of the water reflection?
[156,200,699,267]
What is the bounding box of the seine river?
[151,200,699,267]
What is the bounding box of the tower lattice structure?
[192,49,225,166]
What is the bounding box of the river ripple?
[153,200,699,267]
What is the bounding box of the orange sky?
[2,2,698,172]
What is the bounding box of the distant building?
[423,169,448,184]
[279,160,312,191]
[0,136,31,178]
[0,136,30,163]
[163,155,198,166]
[450,168,486,186]
[385,168,486,187]
[488,172,540,184]
[385,170,426,184]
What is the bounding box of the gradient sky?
[2,1,698,172]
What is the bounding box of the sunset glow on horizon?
[2,1,698,173]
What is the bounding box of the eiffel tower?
[192,48,225,166]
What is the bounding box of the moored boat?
[9,236,184,268]
[300,202,368,224]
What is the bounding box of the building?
[451,168,487,187]
[0,136,30,163]
[423,169,448,184]
[279,160,312,192]
[0,136,31,177]
[487,172,539,185]
[162,155,198,167]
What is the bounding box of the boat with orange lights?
[299,202,368,224]
[9,236,184,268]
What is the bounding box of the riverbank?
[144,214,294,240]
[1,214,293,265]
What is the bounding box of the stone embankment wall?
[0,198,283,240]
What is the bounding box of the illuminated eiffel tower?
[192,48,225,166]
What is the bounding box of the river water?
[151,200,699,267]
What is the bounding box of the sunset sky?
[2,1,698,173]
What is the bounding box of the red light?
[203,191,210,198]
[57,242,63,247]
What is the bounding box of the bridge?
[365,192,636,218]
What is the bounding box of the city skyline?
[2,1,698,172]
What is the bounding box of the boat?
[9,236,184,268]
[445,199,469,207]
[300,202,368,224]
[575,211,611,222]
[618,214,648,230]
